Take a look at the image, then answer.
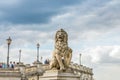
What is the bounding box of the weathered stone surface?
[50,29,72,71]
[39,70,80,80]
[0,69,21,80]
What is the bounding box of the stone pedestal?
[39,70,80,80]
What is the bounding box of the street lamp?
[19,49,21,63]
[79,53,82,65]
[37,43,40,62]
[6,37,12,68]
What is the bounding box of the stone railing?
[25,66,37,74]
[0,68,21,77]
[41,63,93,75]
[69,63,93,75]
[0,68,20,72]
[42,64,50,71]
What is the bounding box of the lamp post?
[6,37,12,68]
[37,43,40,62]
[79,53,82,65]
[19,49,21,63]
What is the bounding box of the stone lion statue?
[50,29,72,71]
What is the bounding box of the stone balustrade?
[25,66,37,73]
[0,62,93,80]
[0,68,21,77]
[69,63,93,75]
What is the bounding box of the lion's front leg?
[55,53,65,71]
[64,48,72,68]
[50,51,60,69]
[65,53,72,68]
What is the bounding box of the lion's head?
[55,29,68,43]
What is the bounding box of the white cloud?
[82,46,120,64]
[110,46,120,59]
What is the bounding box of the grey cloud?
[0,0,83,24]
[87,1,120,29]
[68,0,120,31]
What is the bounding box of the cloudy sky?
[0,0,120,80]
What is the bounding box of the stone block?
[40,70,80,80]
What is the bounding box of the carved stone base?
[39,70,80,80]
